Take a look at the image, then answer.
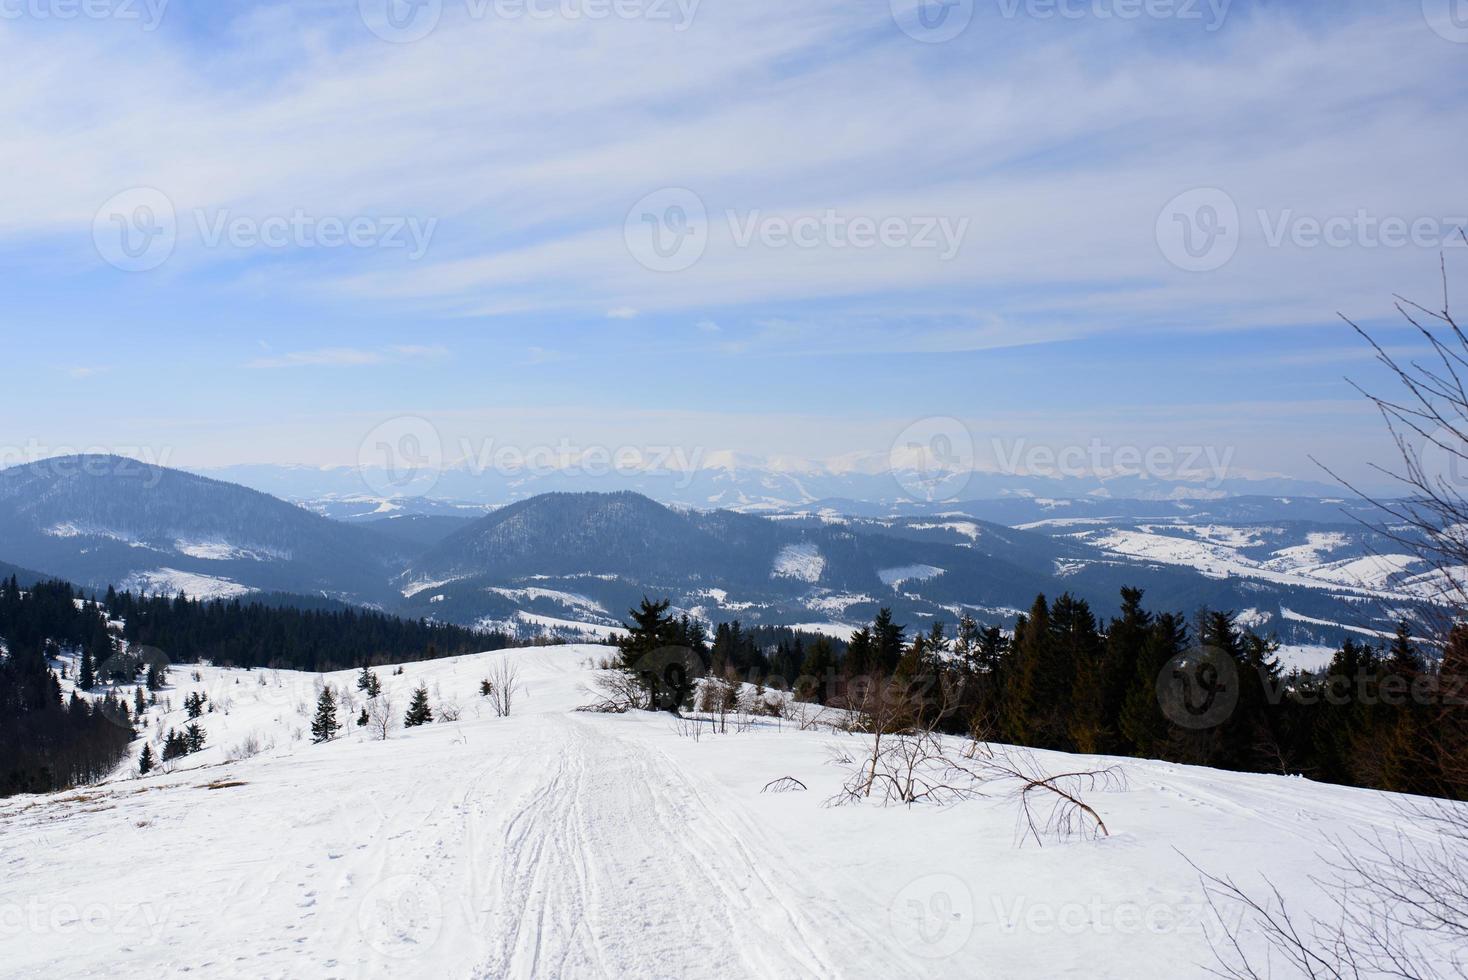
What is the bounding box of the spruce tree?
[404,686,433,727]
[311,687,340,743]
[184,722,207,754]
[138,743,155,775]
[798,637,836,704]
[1119,612,1187,758]
[1000,596,1051,746]
[1100,587,1152,753]
[78,648,96,691]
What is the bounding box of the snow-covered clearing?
[2,645,1461,978]
[878,564,944,590]
[771,543,825,583]
[118,568,255,600]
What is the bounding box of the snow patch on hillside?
[910,521,982,541]
[173,539,291,562]
[878,564,945,590]
[772,543,825,583]
[486,587,607,615]
[120,568,255,600]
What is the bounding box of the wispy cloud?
[246,345,447,369]
[64,365,112,379]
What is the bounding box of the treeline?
[0,575,530,797]
[621,588,1467,800]
[0,578,136,796]
[105,587,516,672]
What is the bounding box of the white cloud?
[245,345,447,369]
[0,4,1461,351]
[606,307,638,319]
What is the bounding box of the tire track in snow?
[471,715,882,979]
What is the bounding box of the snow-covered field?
[2,645,1459,979]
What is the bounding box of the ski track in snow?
[4,644,1465,979]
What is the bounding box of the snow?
[486,587,608,616]
[174,539,290,562]
[805,592,875,616]
[401,577,462,599]
[3,644,1462,978]
[1278,608,1397,641]
[1274,644,1339,672]
[1080,528,1423,601]
[909,521,983,541]
[771,543,825,583]
[119,568,255,600]
[878,564,945,590]
[43,522,139,543]
[782,622,860,641]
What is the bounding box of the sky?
[1,0,1466,491]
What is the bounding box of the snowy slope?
[2,645,1461,978]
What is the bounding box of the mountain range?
[0,456,1434,655]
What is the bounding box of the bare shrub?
[366,695,396,742]
[487,659,520,718]
[1196,796,1468,979]
[579,670,645,713]
[225,732,265,762]
[437,701,462,722]
[762,777,808,794]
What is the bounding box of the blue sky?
[1,0,1465,489]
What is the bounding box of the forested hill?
[0,576,527,797]
[106,589,517,672]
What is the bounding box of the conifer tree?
[78,648,96,691]
[404,685,433,727]
[844,627,874,679]
[871,608,906,676]
[138,743,155,775]
[1100,587,1152,752]
[798,637,836,704]
[311,686,339,743]
[183,722,207,754]
[1119,612,1187,757]
[1000,595,1051,746]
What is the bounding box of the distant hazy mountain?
[397,491,1421,649]
[0,456,409,603]
[0,458,1422,649]
[199,458,1343,513]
